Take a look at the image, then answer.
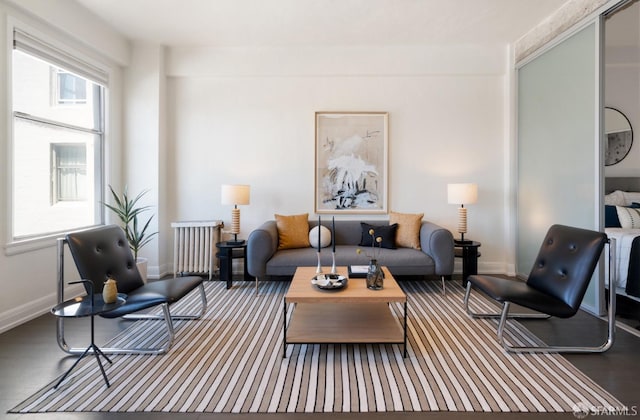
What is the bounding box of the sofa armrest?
[420,221,454,276]
[247,221,278,277]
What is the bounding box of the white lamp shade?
[221,184,250,206]
[447,183,478,205]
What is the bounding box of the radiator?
[171,220,223,280]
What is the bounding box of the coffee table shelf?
[283,266,408,357]
[286,302,404,344]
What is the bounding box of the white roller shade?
[13,29,108,86]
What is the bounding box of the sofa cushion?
[359,222,397,249]
[390,211,423,249]
[265,245,435,277]
[276,213,310,249]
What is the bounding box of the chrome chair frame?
[56,237,207,355]
[463,238,616,353]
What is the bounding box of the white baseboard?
[0,293,54,334]
[148,264,161,280]
[454,261,512,276]
[0,284,85,334]
[479,261,514,276]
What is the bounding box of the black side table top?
[454,240,481,248]
[216,241,247,249]
[52,293,126,318]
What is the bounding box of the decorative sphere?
[309,225,332,249]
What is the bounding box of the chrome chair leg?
[57,303,175,355]
[495,281,616,353]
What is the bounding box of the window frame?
[51,142,88,204]
[53,69,88,105]
[6,22,108,254]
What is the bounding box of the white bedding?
[605,227,640,290]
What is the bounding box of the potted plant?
[103,185,157,281]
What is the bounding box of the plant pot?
[136,257,148,283]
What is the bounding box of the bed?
[605,177,640,303]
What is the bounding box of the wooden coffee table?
[283,266,408,358]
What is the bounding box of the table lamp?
[221,184,250,245]
[447,183,477,243]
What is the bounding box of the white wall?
[0,2,513,334]
[163,45,510,276]
[0,0,128,333]
[122,43,165,275]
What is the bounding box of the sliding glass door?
[517,21,603,314]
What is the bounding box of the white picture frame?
[315,112,389,214]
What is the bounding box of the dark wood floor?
[2,277,640,420]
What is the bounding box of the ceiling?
[74,0,571,48]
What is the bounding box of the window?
[51,144,87,202]
[55,70,87,104]
[11,29,107,241]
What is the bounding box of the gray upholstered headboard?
[605,177,640,194]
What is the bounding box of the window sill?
[5,225,102,256]
[5,235,59,256]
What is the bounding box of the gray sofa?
[246,219,454,281]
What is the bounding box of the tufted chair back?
[66,225,145,294]
[526,224,607,317]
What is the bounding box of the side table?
[216,241,253,289]
[454,240,481,286]
[51,280,125,389]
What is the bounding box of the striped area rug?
[11,280,622,413]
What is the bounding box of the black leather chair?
[56,225,207,355]
[463,224,615,353]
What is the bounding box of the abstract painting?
[315,112,388,213]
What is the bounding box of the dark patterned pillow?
[605,205,621,228]
[359,223,398,249]
[605,203,640,228]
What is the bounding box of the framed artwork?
[315,112,388,214]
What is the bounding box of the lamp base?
[226,240,245,246]
[455,239,473,245]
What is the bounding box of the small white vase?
[102,278,118,304]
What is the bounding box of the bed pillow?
[605,205,622,228]
[605,190,626,206]
[615,206,640,229]
[389,211,423,249]
[359,222,398,249]
[275,213,310,249]
[623,191,640,206]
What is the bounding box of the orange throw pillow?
[390,211,423,249]
[275,213,310,249]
